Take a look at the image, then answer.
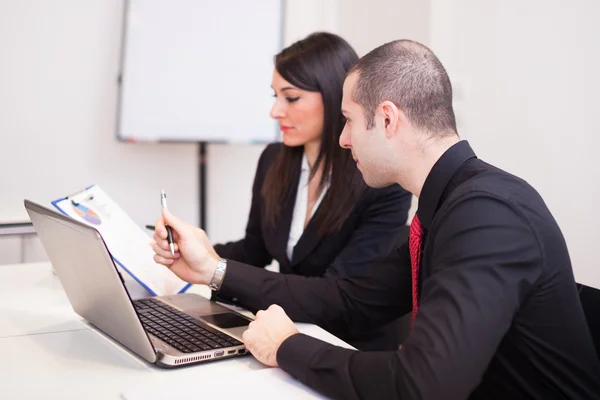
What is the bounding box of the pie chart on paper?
[72,203,102,225]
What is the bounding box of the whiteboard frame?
[114,0,286,144]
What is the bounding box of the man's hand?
[151,208,220,285]
[242,305,299,367]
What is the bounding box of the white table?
[0,214,36,263]
[0,262,352,399]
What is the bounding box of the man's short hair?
[349,40,457,135]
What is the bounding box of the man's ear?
[380,101,400,138]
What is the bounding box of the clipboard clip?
[67,187,94,206]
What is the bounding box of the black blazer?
[214,143,412,350]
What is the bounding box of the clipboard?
[51,185,191,296]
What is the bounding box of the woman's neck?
[304,140,321,170]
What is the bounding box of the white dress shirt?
[286,154,330,261]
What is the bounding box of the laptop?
[24,199,251,368]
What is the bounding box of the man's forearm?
[277,333,406,400]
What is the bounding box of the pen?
[160,190,175,256]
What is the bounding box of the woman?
[153,32,412,350]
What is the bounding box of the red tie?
[409,214,424,327]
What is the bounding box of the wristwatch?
[208,258,227,291]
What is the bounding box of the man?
[152,40,600,399]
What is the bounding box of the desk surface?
[0,222,35,236]
[0,262,351,399]
[0,207,34,236]
[0,209,30,225]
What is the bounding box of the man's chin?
[362,174,386,189]
[360,171,396,189]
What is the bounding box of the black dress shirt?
[223,141,600,399]
[214,143,412,351]
[274,140,600,399]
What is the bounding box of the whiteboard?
[117,0,283,143]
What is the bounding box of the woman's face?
[270,69,324,147]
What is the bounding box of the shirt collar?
[301,153,310,173]
[301,153,332,187]
[417,140,477,230]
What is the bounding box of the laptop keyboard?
[133,298,243,354]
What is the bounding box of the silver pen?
[160,190,175,256]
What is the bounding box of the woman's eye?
[286,97,300,103]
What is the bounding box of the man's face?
[340,72,396,188]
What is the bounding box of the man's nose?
[339,123,351,149]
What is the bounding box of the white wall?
[284,0,339,46]
[1,0,427,264]
[0,0,202,223]
[430,0,600,288]
[8,0,593,289]
[338,0,430,56]
[0,0,198,262]
[0,0,277,262]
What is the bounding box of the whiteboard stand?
[199,142,207,231]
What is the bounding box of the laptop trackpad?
[200,312,250,329]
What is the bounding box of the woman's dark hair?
[262,32,366,237]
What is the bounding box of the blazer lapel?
[271,188,295,263]
[290,203,323,266]
[271,160,301,265]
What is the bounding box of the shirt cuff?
[277,333,329,383]
[217,259,262,306]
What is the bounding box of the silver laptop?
[24,199,251,368]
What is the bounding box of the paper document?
[121,367,327,400]
[52,185,190,296]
